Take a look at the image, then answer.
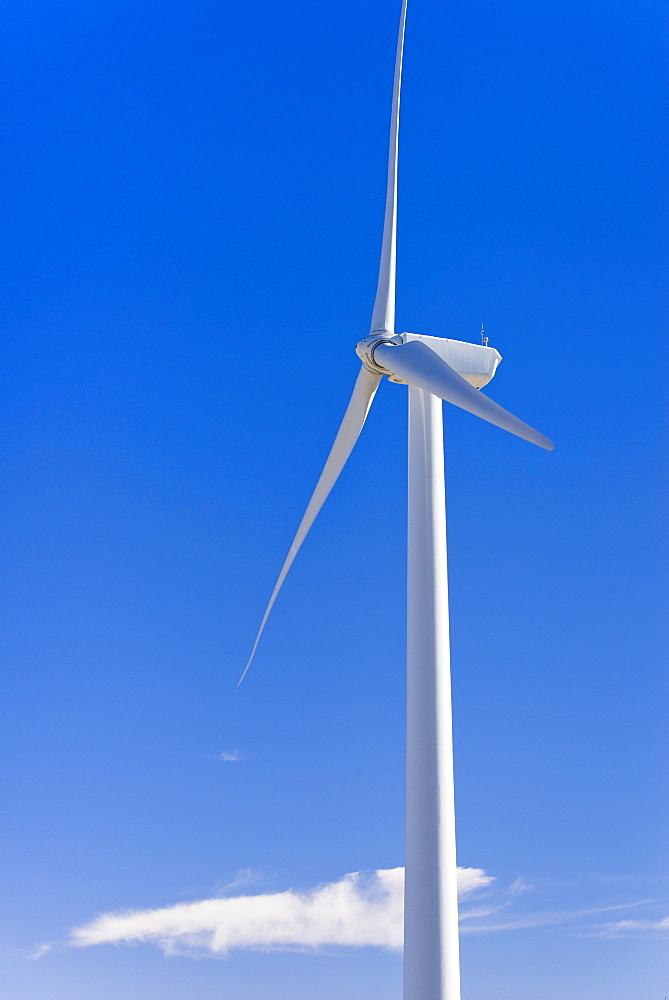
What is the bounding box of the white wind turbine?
[240,2,553,997]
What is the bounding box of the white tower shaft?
[405,387,461,1000]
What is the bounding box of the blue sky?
[1,0,667,997]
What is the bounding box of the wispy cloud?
[214,750,250,763]
[507,876,534,898]
[583,916,669,940]
[457,875,535,922]
[27,943,52,960]
[69,867,491,956]
[460,900,652,935]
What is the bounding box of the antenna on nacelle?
[480,323,488,347]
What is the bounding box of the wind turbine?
[240,1,553,997]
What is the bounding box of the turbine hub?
[355,333,403,374]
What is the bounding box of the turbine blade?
[374,340,554,450]
[369,0,408,338]
[239,365,382,684]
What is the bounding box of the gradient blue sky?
[2,0,667,997]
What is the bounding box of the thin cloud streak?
[70,867,492,956]
[583,916,669,940]
[507,876,534,897]
[26,944,52,960]
[214,750,250,763]
[460,899,654,935]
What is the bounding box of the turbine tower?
[241,3,552,997]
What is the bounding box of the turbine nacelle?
[354,333,551,452]
[357,332,502,389]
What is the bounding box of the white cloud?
[70,867,492,956]
[61,869,664,959]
